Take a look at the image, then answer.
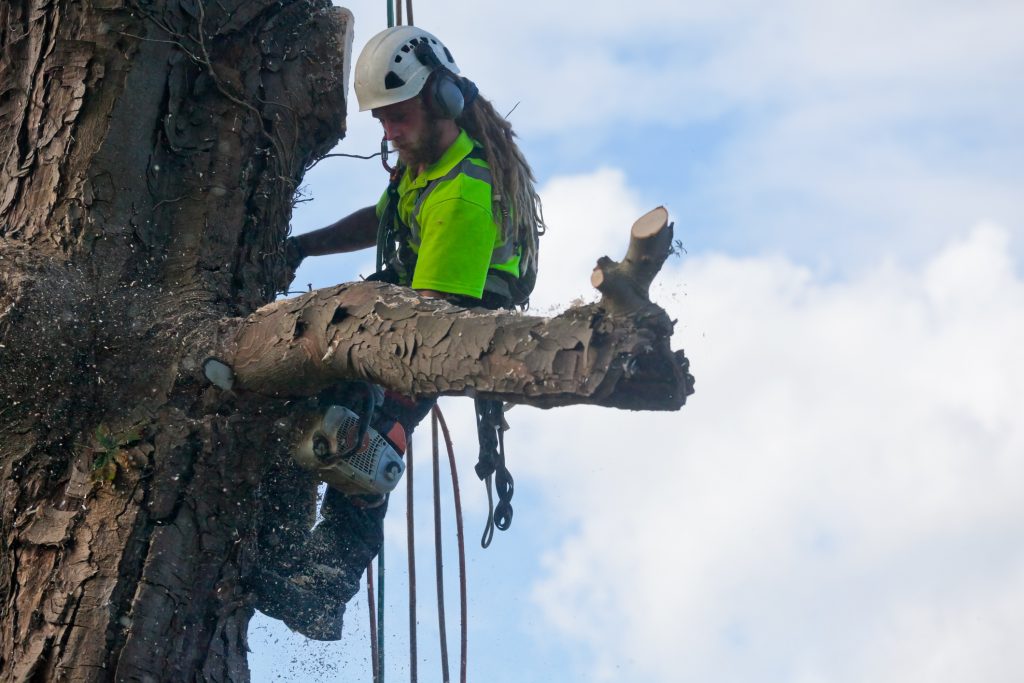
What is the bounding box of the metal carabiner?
[380,135,395,175]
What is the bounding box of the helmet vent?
[384,72,406,90]
[443,47,454,63]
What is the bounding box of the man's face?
[372,97,444,169]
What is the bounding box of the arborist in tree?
[253,25,544,640]
[288,25,542,307]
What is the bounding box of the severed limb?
[203,208,694,411]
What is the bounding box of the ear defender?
[413,39,475,119]
[427,72,466,119]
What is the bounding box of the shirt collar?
[403,129,475,190]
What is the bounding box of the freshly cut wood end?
[631,206,668,239]
[203,357,235,390]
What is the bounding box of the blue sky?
[250,1,1024,680]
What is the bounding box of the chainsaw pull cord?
[474,398,514,548]
[432,405,468,683]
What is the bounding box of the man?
[288,25,541,308]
[254,26,543,640]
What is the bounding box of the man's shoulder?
[425,171,492,212]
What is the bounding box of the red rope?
[406,440,418,683]
[432,405,468,683]
[431,411,451,683]
[367,560,380,683]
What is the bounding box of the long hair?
[455,90,545,273]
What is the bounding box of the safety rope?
[367,560,380,683]
[377,512,387,681]
[475,399,514,548]
[431,411,451,683]
[387,406,466,683]
[432,405,468,683]
[389,0,414,27]
[406,440,418,683]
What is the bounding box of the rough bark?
[0,2,692,681]
[2,1,351,680]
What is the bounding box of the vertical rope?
[378,538,386,681]
[396,0,402,26]
[431,411,451,682]
[406,441,418,683]
[406,0,414,25]
[386,0,395,27]
[432,406,468,683]
[368,561,380,683]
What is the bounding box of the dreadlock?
[455,88,545,275]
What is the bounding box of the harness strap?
[376,167,404,277]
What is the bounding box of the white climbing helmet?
[353,26,460,111]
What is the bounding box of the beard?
[397,112,445,170]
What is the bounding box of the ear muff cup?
[423,70,465,119]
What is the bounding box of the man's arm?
[288,205,470,303]
[292,206,378,257]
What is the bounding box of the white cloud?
[328,0,1024,271]
[528,168,650,312]
[260,5,1024,679]
[410,0,1024,130]
[333,0,1023,135]
[507,201,1024,681]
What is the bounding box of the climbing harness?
[375,168,406,279]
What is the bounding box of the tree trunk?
[0,2,691,681]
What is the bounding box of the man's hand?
[292,207,379,257]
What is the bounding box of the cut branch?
[591,206,673,316]
[210,209,695,411]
